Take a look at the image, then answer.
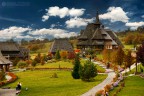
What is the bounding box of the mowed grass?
[4,70,107,96]
[36,61,73,68]
[124,44,134,49]
[35,60,105,72]
[117,76,144,96]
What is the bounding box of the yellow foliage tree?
[60,50,68,59]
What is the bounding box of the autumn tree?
[124,50,134,71]
[115,46,125,66]
[34,53,41,63]
[137,42,144,66]
[60,50,68,59]
[102,49,112,62]
[67,52,75,59]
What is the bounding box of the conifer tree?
[55,50,61,60]
[72,54,81,79]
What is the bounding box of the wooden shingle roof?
[49,39,74,53]
[0,51,12,65]
[0,42,19,51]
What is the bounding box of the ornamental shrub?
[17,61,28,68]
[79,60,97,81]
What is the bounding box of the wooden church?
[77,11,123,50]
[49,38,74,54]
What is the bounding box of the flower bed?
[0,72,17,87]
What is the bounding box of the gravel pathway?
[81,61,116,96]
[0,89,17,96]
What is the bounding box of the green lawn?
[126,64,144,75]
[3,70,107,96]
[35,60,105,72]
[118,76,144,96]
[109,64,144,96]
[36,60,73,68]
[124,44,134,49]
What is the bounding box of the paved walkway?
[0,89,17,96]
[121,63,141,74]
[81,61,116,96]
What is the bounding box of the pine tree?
[72,55,81,79]
[55,50,61,60]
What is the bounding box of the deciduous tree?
[124,50,134,71]
[137,42,144,66]
[115,47,125,66]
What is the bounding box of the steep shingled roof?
[49,39,74,53]
[0,42,19,51]
[0,51,12,65]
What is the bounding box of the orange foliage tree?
[60,50,68,59]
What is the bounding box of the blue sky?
[0,0,144,41]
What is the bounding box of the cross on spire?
[95,10,101,24]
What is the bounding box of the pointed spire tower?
[95,11,101,28]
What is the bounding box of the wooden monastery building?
[49,38,74,54]
[0,51,12,72]
[0,42,29,60]
[77,11,123,50]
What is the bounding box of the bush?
[95,90,104,96]
[13,57,20,66]
[67,52,75,59]
[79,60,97,81]
[104,84,112,92]
[121,82,125,87]
[32,60,37,67]
[51,73,58,78]
[17,61,28,68]
[0,71,5,81]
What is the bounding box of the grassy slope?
[4,70,107,96]
[118,76,144,96]
[109,64,144,96]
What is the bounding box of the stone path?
[0,89,17,96]
[81,61,116,96]
[121,63,141,74]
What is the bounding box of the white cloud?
[42,15,49,22]
[0,26,32,40]
[0,26,77,41]
[65,17,94,28]
[69,8,85,17]
[125,22,144,30]
[42,6,85,21]
[30,28,77,38]
[99,7,129,23]
[141,15,144,18]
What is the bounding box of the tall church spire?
[95,11,101,24]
